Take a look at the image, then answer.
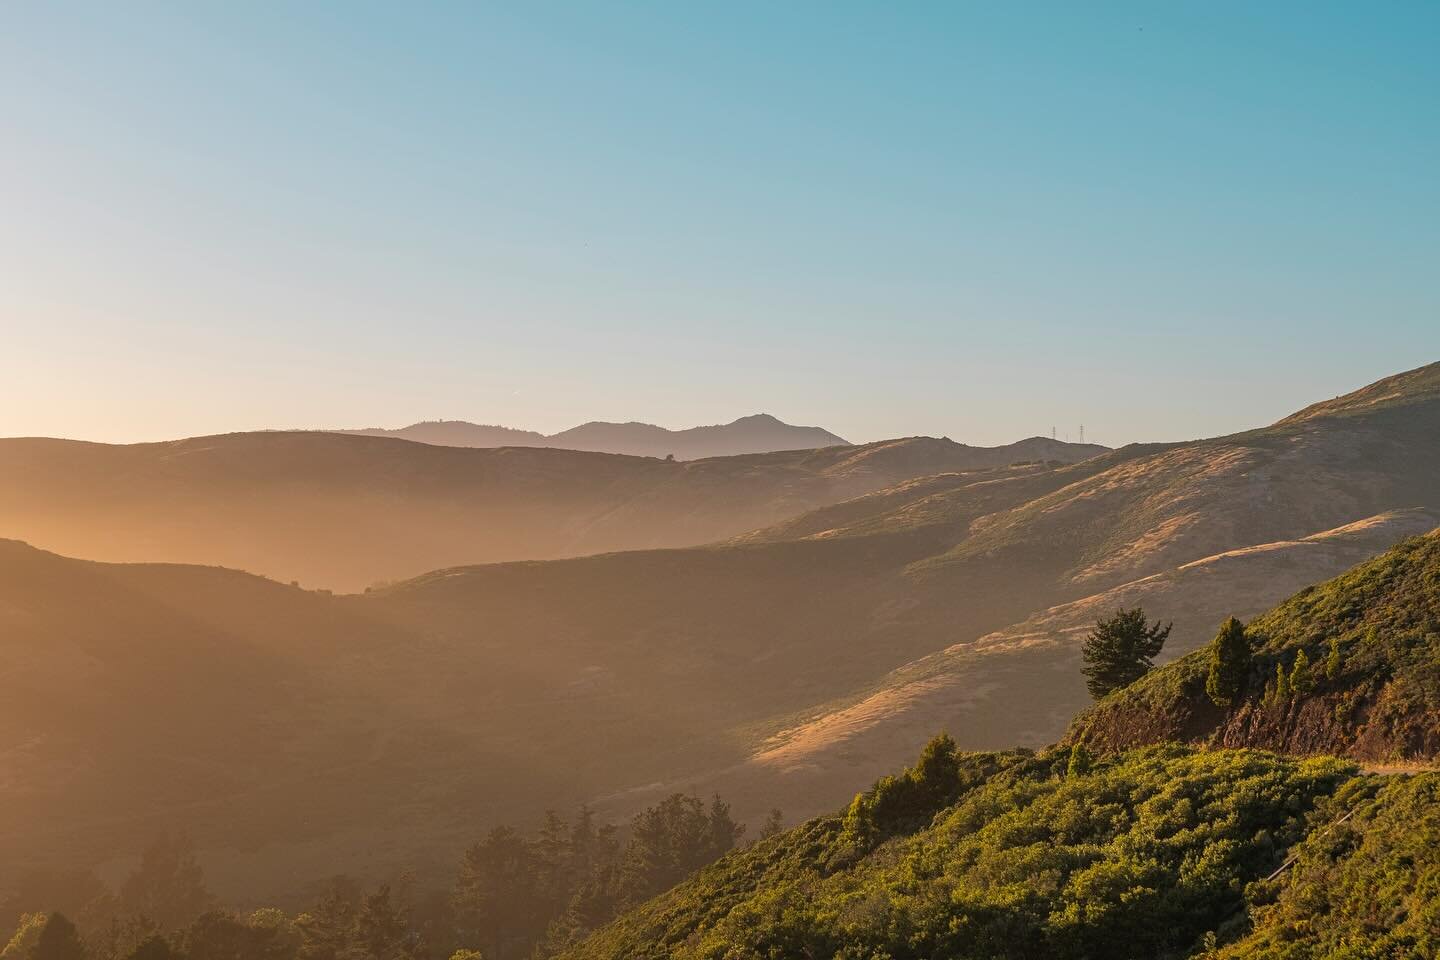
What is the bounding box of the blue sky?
[2,2,1437,446]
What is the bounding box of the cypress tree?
[1273,660,1291,703]
[1290,648,1314,694]
[1205,617,1253,706]
[1066,743,1092,779]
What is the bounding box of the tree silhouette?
[31,914,86,960]
[119,834,217,932]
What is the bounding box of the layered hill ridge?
[3,362,1439,900]
[584,362,1440,823]
[0,432,1102,591]
[561,525,1440,959]
[342,412,852,460]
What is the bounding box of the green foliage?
[1219,773,1440,959]
[1065,743,1092,778]
[1290,648,1314,695]
[1072,533,1440,758]
[183,911,294,960]
[842,736,1028,846]
[0,915,46,960]
[292,877,424,960]
[1205,616,1252,706]
[451,795,743,960]
[453,826,545,960]
[1270,659,1292,706]
[1080,607,1172,699]
[561,745,1356,960]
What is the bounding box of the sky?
[2,2,1437,448]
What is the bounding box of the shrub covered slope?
[1070,532,1440,762]
[566,532,1440,959]
[563,743,1360,959]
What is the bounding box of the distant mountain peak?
[341,414,850,460]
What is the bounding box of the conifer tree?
[1080,608,1172,699]
[1325,637,1343,679]
[1272,660,1291,703]
[1290,648,1313,694]
[1205,617,1252,706]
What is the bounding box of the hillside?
[583,363,1440,825]
[1069,530,1440,763]
[563,529,1440,959]
[0,432,1101,591]
[343,413,851,459]
[561,740,1370,959]
[3,365,1439,899]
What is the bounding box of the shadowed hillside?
[582,362,1440,824]
[3,364,1439,902]
[560,520,1440,960]
[0,432,1102,591]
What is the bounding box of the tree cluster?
[1,795,755,960]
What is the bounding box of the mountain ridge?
[3,362,1438,900]
[340,412,852,460]
[0,432,1106,591]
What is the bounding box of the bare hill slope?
[0,432,1102,591]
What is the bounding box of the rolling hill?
[634,363,1440,825]
[3,363,1439,903]
[561,532,1440,959]
[0,432,1102,591]
[559,743,1371,960]
[342,413,851,459]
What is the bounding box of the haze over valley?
[5,364,1439,915]
[6,3,1440,957]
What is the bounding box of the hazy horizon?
[4,3,1438,449]
[4,6,1440,951]
[0,363,1431,449]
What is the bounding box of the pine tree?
[119,834,217,932]
[1080,608,1173,699]
[1290,648,1314,694]
[1205,617,1252,706]
[1272,660,1291,704]
[1066,743,1092,778]
[1326,637,1343,679]
[453,826,542,960]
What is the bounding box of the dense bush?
[565,744,1356,960]
[1218,773,1440,959]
